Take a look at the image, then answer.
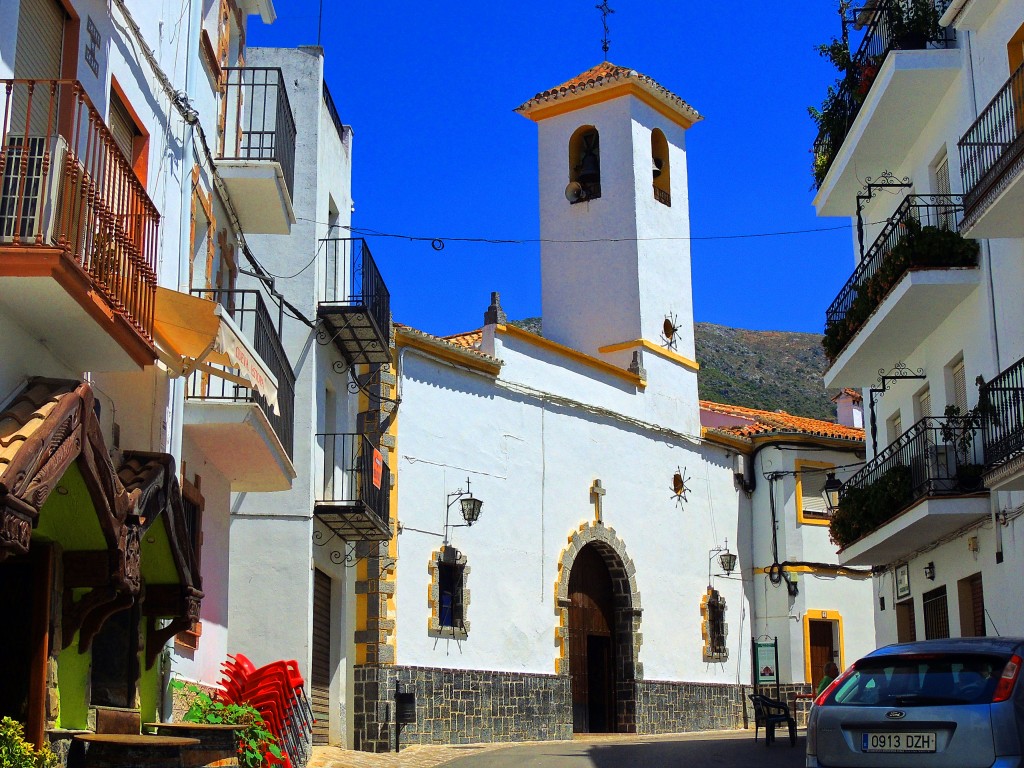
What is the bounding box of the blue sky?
[249,2,853,337]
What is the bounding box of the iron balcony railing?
[840,415,985,518]
[958,62,1024,225]
[321,237,391,336]
[0,79,159,339]
[317,432,390,526]
[220,67,297,201]
[186,289,295,458]
[980,355,1024,471]
[824,194,969,338]
[322,81,346,146]
[812,0,955,184]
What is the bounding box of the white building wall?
[394,344,751,685]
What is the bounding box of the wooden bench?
[748,693,797,747]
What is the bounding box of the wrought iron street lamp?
[708,539,737,585]
[823,472,843,515]
[444,478,484,544]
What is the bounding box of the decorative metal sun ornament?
[661,313,680,351]
[671,467,691,508]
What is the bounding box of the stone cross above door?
[590,479,606,524]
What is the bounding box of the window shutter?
[953,360,968,414]
[801,470,829,517]
[14,0,65,80]
[12,0,66,134]
[919,389,932,420]
[109,94,137,165]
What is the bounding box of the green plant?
[889,0,943,49]
[170,680,283,768]
[822,220,979,361]
[0,718,57,768]
[829,465,913,548]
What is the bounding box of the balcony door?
[3,0,66,242]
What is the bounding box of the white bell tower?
[517,63,703,416]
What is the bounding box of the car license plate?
[862,732,937,753]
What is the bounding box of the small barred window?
[428,546,469,640]
[701,587,728,662]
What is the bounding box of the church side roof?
[700,400,865,443]
[395,324,501,373]
[515,61,702,126]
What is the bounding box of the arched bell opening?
[568,125,602,202]
[651,128,671,206]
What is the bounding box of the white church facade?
[346,63,875,750]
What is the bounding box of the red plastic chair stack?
[218,653,314,768]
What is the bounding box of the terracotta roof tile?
[700,400,865,442]
[443,330,483,351]
[831,388,864,403]
[395,324,501,368]
[0,379,78,470]
[516,61,702,123]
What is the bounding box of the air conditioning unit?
[0,133,70,246]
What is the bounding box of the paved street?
[310,730,807,768]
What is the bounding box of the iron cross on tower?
[596,1,615,56]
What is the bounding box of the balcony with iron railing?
[0,79,159,371]
[217,67,297,235]
[183,289,296,491]
[832,415,989,565]
[822,194,980,388]
[313,433,392,541]
[811,0,958,215]
[980,355,1024,491]
[317,238,392,366]
[957,62,1024,237]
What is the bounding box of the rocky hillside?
[509,318,835,422]
[694,322,833,422]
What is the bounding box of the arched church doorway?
[565,540,618,733]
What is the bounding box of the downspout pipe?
[168,0,202,484]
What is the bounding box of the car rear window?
[824,653,1010,707]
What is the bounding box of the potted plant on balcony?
[829,465,913,548]
[888,0,943,51]
[941,403,987,492]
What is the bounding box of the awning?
[153,288,279,413]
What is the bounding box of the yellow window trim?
[598,338,700,372]
[496,324,646,388]
[803,609,845,685]
[796,459,835,527]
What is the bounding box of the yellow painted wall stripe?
[598,338,700,372]
[496,324,646,387]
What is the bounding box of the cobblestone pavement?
[308,728,801,768]
[308,741,517,768]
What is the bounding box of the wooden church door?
[568,544,616,732]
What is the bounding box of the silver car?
[806,637,1024,767]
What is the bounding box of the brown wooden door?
[310,569,332,745]
[568,545,616,733]
[809,620,835,691]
